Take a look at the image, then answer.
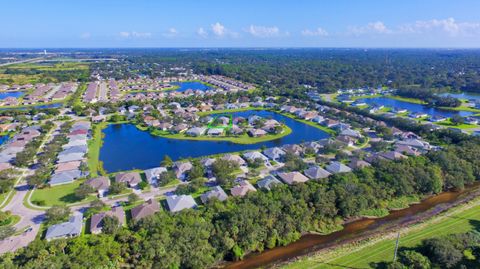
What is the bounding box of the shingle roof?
[167,195,197,212]
[200,186,228,204]
[304,166,331,179]
[131,199,160,220]
[45,214,83,240]
[277,172,309,185]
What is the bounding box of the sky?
[2,0,480,48]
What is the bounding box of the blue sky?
[2,0,480,48]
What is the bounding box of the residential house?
[222,154,246,166]
[277,171,309,185]
[131,199,160,221]
[304,165,331,180]
[115,172,142,188]
[45,214,83,241]
[167,195,197,212]
[85,176,111,197]
[242,151,269,165]
[230,180,256,197]
[263,147,286,162]
[348,159,371,170]
[186,127,207,137]
[326,161,352,174]
[200,186,228,204]
[90,207,125,234]
[174,161,193,180]
[144,167,168,185]
[257,175,283,191]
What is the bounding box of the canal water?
[440,92,480,102]
[359,97,473,117]
[224,182,480,269]
[99,110,330,172]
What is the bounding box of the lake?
[0,102,63,111]
[359,97,473,118]
[440,92,480,101]
[0,91,24,99]
[171,81,211,92]
[100,110,330,172]
[0,135,9,145]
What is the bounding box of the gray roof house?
[326,161,352,174]
[60,145,88,155]
[174,161,193,180]
[144,167,168,185]
[304,165,331,180]
[221,154,246,166]
[186,127,207,137]
[57,153,85,163]
[200,186,228,204]
[50,170,83,186]
[45,213,83,241]
[262,147,286,161]
[257,175,283,191]
[167,195,197,212]
[242,151,269,164]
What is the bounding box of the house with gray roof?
[221,154,246,166]
[57,153,85,163]
[257,175,283,191]
[326,161,352,174]
[144,167,167,185]
[186,127,207,137]
[174,161,193,180]
[60,145,88,155]
[262,147,286,162]
[200,186,228,204]
[242,151,269,165]
[304,165,331,180]
[167,195,197,212]
[45,213,83,241]
[207,128,224,136]
[50,170,83,186]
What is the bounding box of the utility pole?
[393,232,400,263]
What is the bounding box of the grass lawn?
[434,119,477,129]
[439,105,480,113]
[30,180,96,206]
[387,95,426,104]
[159,179,181,188]
[148,125,292,145]
[197,107,265,116]
[283,198,480,269]
[87,122,107,177]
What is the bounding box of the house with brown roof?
[115,172,142,188]
[85,176,111,197]
[277,171,309,185]
[230,180,256,197]
[131,199,160,221]
[90,207,126,234]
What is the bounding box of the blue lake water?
[359,97,473,118]
[0,91,24,99]
[100,110,330,172]
[0,102,63,111]
[171,81,211,92]
[440,92,480,101]
[0,135,9,145]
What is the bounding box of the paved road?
[0,183,44,254]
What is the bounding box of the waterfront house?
[144,167,168,185]
[207,128,224,136]
[263,147,286,162]
[186,127,207,137]
[85,176,111,197]
[242,151,269,165]
[174,161,193,180]
[115,172,142,188]
[222,154,246,166]
[248,128,267,137]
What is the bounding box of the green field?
[0,61,89,85]
[30,180,96,206]
[87,122,107,177]
[283,198,480,269]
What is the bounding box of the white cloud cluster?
[163,28,178,38]
[246,25,281,38]
[197,27,208,38]
[119,31,152,38]
[211,22,226,36]
[348,21,392,35]
[399,17,480,37]
[301,27,329,37]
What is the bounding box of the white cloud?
[301,27,329,37]
[119,31,152,38]
[197,27,208,38]
[348,21,392,35]
[211,22,226,36]
[80,32,91,39]
[163,28,178,38]
[246,25,281,38]
[399,18,480,37]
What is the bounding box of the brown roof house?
[277,171,309,185]
[131,199,161,221]
[85,176,111,197]
[230,180,256,197]
[90,207,126,234]
[115,172,142,188]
